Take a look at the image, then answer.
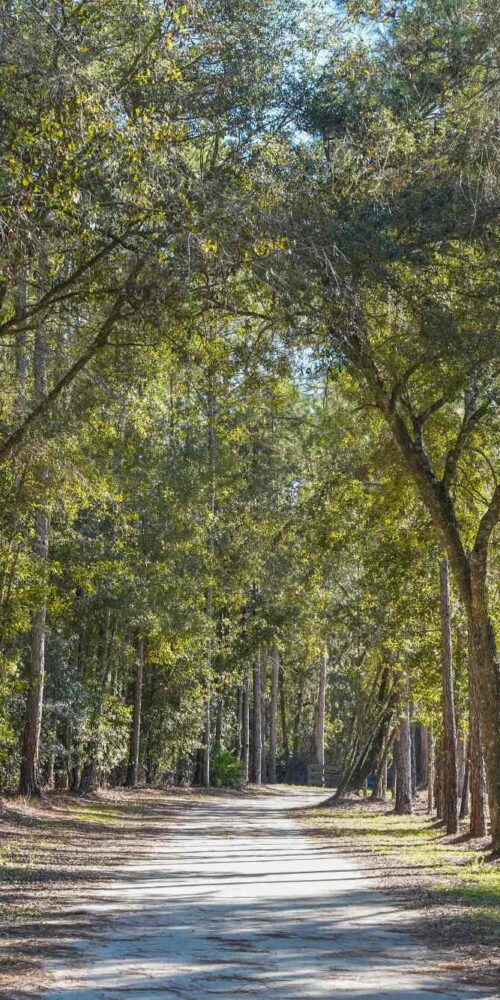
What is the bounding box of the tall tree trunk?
[467,637,487,836]
[394,691,412,815]
[126,637,144,788]
[427,726,435,814]
[261,689,267,782]
[203,691,211,789]
[373,723,394,799]
[421,725,429,791]
[279,665,290,772]
[439,557,459,834]
[204,368,217,790]
[242,672,250,783]
[79,742,98,794]
[253,653,262,784]
[292,673,305,758]
[235,686,243,760]
[19,319,49,797]
[410,716,417,798]
[469,552,500,845]
[362,357,500,849]
[269,646,279,784]
[314,647,327,785]
[435,743,444,820]
[460,740,470,820]
[214,695,223,752]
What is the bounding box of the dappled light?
[26,792,492,1000]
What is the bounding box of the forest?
[0,0,499,857]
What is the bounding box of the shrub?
[211,750,245,789]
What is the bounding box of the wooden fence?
[306,763,340,788]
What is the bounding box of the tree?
[279,0,500,846]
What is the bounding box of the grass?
[307,802,500,914]
[302,795,500,988]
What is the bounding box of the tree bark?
[279,664,290,771]
[468,555,499,842]
[79,743,98,794]
[18,514,49,797]
[242,672,250,783]
[19,316,49,798]
[467,636,487,836]
[214,695,223,752]
[421,725,429,792]
[269,646,279,783]
[435,743,444,820]
[439,557,459,834]
[460,739,470,820]
[235,685,243,760]
[314,647,327,785]
[292,673,305,759]
[126,637,144,788]
[394,692,412,815]
[427,726,435,814]
[410,716,417,798]
[253,653,262,784]
[203,691,211,789]
[373,723,394,799]
[356,346,500,848]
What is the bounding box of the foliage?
[210,750,245,788]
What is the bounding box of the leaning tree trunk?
[439,557,459,834]
[126,637,144,788]
[314,647,327,785]
[253,653,262,784]
[394,693,412,816]
[269,646,279,783]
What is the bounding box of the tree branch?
[443,396,491,486]
[0,237,125,339]
[472,483,500,564]
[0,270,141,466]
[345,322,472,604]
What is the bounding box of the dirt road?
[40,789,493,999]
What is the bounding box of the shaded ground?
[0,788,202,996]
[302,795,500,995]
[1,787,497,999]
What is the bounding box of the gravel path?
[41,789,494,999]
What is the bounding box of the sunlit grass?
[306,803,500,928]
[71,805,124,825]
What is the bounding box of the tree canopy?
[0,0,499,848]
